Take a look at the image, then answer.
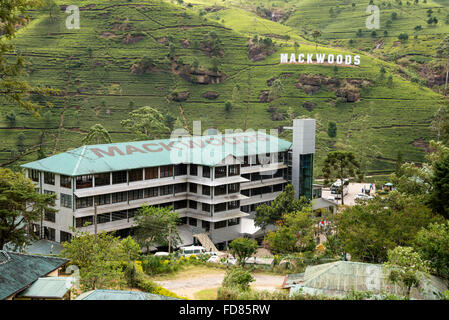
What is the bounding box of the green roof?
[75,289,180,300]
[0,251,68,300]
[17,277,73,299]
[21,132,292,176]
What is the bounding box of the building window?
[94,194,110,206]
[190,164,198,176]
[60,175,71,188]
[214,185,227,196]
[241,205,250,213]
[202,203,211,213]
[29,169,40,182]
[160,165,173,178]
[202,185,211,196]
[215,166,227,179]
[174,183,187,194]
[189,218,197,227]
[175,164,187,176]
[129,169,143,182]
[44,172,55,185]
[214,220,227,229]
[228,218,240,226]
[76,216,93,228]
[97,213,111,224]
[60,231,72,243]
[174,200,187,210]
[189,183,197,193]
[94,173,110,187]
[189,200,197,210]
[274,168,284,178]
[160,185,173,196]
[43,227,55,241]
[76,175,93,189]
[228,201,240,210]
[228,165,240,176]
[180,217,188,225]
[241,189,250,197]
[44,190,55,195]
[144,187,158,198]
[60,193,72,208]
[145,167,158,180]
[228,183,240,194]
[202,166,210,178]
[112,191,127,204]
[242,155,249,167]
[76,196,93,209]
[112,171,127,184]
[112,210,127,221]
[202,220,210,231]
[44,210,56,223]
[128,189,144,201]
[214,202,227,213]
[273,184,283,192]
[128,209,137,219]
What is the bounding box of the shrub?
[221,267,255,291]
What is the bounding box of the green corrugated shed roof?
[17,277,74,299]
[290,261,448,300]
[75,289,180,300]
[21,132,292,176]
[0,251,68,300]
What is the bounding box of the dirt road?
[154,271,284,299]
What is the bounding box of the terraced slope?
[0,0,447,175]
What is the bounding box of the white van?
[179,245,207,257]
[331,179,348,199]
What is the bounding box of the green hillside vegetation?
[0,0,447,176]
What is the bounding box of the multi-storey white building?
[21,119,316,250]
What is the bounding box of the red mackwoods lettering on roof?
[89,134,269,159]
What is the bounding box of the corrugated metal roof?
[289,261,448,300]
[21,132,292,176]
[17,277,74,299]
[0,251,68,300]
[75,289,180,300]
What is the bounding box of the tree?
[229,238,258,266]
[294,41,300,55]
[384,246,430,298]
[134,205,181,253]
[224,100,232,112]
[322,151,361,204]
[265,206,315,254]
[436,36,449,95]
[327,121,337,138]
[312,30,321,50]
[39,0,60,24]
[61,230,131,290]
[0,168,56,250]
[335,192,441,263]
[414,221,449,280]
[395,150,404,176]
[120,106,170,140]
[431,106,448,141]
[0,0,57,116]
[254,184,308,230]
[429,153,449,218]
[269,79,283,101]
[221,267,255,292]
[82,124,112,145]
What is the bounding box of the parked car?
[207,255,220,263]
[154,251,169,256]
[354,193,373,202]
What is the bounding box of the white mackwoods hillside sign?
[280,53,361,66]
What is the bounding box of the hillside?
[1,0,447,175]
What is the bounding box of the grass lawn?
[193,287,219,300]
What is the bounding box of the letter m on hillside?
[280,54,288,64]
[90,146,125,158]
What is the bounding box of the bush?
[221,267,255,291]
